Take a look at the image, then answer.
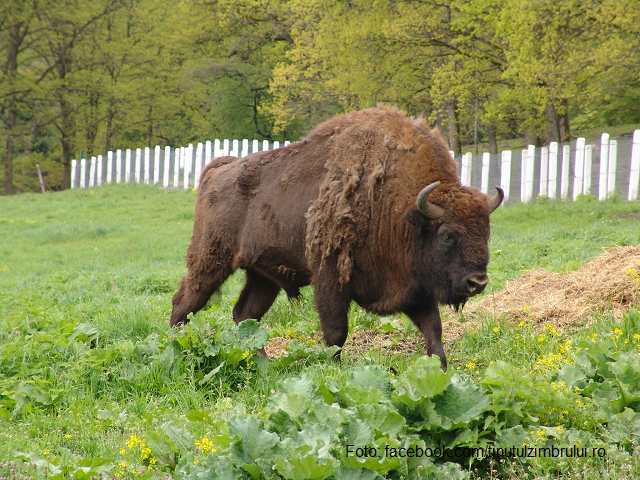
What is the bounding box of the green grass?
[1,185,640,479]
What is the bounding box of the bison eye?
[442,233,453,242]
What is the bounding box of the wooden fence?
[72,131,640,204]
[452,130,640,203]
[70,138,290,191]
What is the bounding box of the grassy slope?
[1,185,640,478]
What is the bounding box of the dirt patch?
[265,328,426,359]
[444,245,640,335]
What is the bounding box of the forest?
[1,0,640,194]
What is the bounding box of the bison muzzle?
[170,106,503,371]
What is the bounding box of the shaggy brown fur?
[170,106,502,370]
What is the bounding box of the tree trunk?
[487,124,498,155]
[147,105,153,147]
[4,102,15,195]
[85,89,99,157]
[446,99,461,156]
[3,22,22,195]
[105,102,114,152]
[561,98,570,143]
[545,103,562,144]
[59,93,75,189]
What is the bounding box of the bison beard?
[170,106,503,371]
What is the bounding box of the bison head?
[408,181,504,310]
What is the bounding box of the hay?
[449,245,640,331]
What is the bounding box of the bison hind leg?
[233,269,281,357]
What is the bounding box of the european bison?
[170,106,503,370]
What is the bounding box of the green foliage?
[3,0,640,192]
[2,187,640,479]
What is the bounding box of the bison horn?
[488,186,504,214]
[416,181,444,219]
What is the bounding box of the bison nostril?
[465,274,488,293]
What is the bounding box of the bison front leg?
[405,298,447,372]
[314,280,351,359]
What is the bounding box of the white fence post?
[223,139,230,156]
[144,147,150,184]
[116,149,122,184]
[481,152,490,194]
[183,144,193,190]
[263,140,269,152]
[80,158,86,188]
[284,141,290,147]
[583,144,592,195]
[561,144,570,200]
[89,156,96,188]
[500,150,511,203]
[71,160,77,189]
[273,141,280,150]
[629,130,640,201]
[97,155,103,186]
[599,133,610,200]
[173,147,181,189]
[520,150,527,202]
[205,141,212,165]
[461,152,472,186]
[163,146,171,188]
[548,142,558,199]
[125,149,132,183]
[154,145,161,185]
[523,145,535,203]
[194,142,203,189]
[540,146,548,197]
[135,148,142,184]
[214,139,222,158]
[107,151,113,184]
[253,140,259,154]
[573,138,585,200]
[230,139,239,157]
[608,140,617,197]
[241,139,249,157]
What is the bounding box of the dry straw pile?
[456,245,640,331]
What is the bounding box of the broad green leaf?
[161,422,195,454]
[198,361,225,385]
[340,385,385,406]
[274,452,339,480]
[269,392,312,420]
[392,356,452,406]
[228,416,280,465]
[335,468,385,480]
[344,418,374,447]
[434,375,489,427]
[347,365,392,396]
[556,364,587,387]
[610,358,640,392]
[308,401,349,430]
[591,380,624,415]
[354,404,405,438]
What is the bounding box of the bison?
[170,106,503,370]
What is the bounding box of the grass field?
[2,185,640,479]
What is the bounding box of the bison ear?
[405,208,430,230]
